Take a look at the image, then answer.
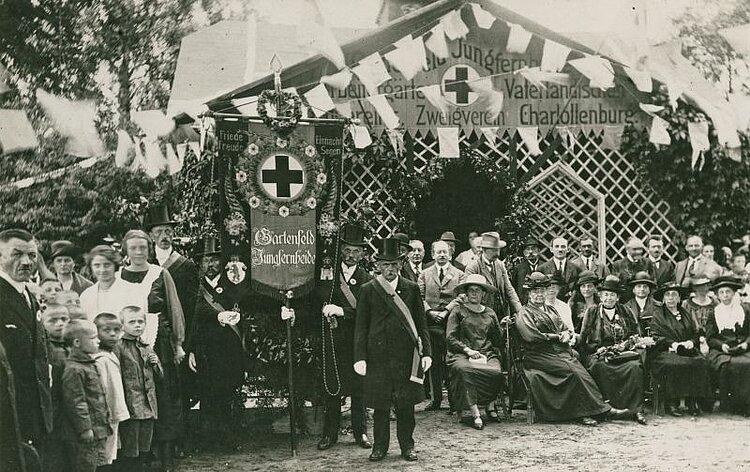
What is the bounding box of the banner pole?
[284,291,298,457]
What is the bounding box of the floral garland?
[235,134,327,217]
[256,89,302,135]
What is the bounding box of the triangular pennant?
[320,68,353,91]
[649,116,671,145]
[470,3,496,29]
[386,129,405,156]
[297,1,345,70]
[0,109,38,154]
[568,56,614,90]
[366,95,400,130]
[131,110,175,137]
[114,130,134,168]
[425,24,450,60]
[352,53,391,96]
[304,83,336,118]
[518,67,571,89]
[623,67,653,93]
[349,125,373,149]
[334,101,352,118]
[506,23,532,54]
[188,141,201,160]
[541,40,571,72]
[165,144,182,175]
[639,103,665,115]
[418,85,450,117]
[36,89,105,158]
[481,127,499,145]
[437,127,460,158]
[176,143,188,161]
[131,137,148,173]
[384,36,427,81]
[143,139,167,178]
[441,10,469,40]
[517,126,542,156]
[393,34,413,48]
[555,126,577,151]
[688,121,709,170]
[601,125,624,150]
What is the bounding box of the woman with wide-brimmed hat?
[649,282,712,416]
[681,274,717,334]
[705,275,750,414]
[568,270,600,332]
[445,274,504,430]
[624,271,658,334]
[579,275,648,425]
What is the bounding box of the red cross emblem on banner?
[260,153,305,200]
[441,64,480,106]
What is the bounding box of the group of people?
[321,227,750,463]
[0,205,245,472]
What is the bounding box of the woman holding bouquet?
[705,276,750,414]
[579,275,648,425]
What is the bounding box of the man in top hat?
[645,235,675,285]
[186,236,246,447]
[401,240,424,284]
[425,231,465,271]
[354,238,431,462]
[570,237,608,279]
[465,232,523,317]
[609,237,654,294]
[511,236,543,304]
[48,240,93,295]
[538,237,582,302]
[418,240,465,411]
[674,235,723,286]
[455,231,480,269]
[316,223,373,451]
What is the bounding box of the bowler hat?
[393,232,411,249]
[196,236,221,257]
[629,271,656,288]
[523,271,551,290]
[521,237,542,250]
[479,232,507,250]
[144,204,176,229]
[50,240,78,260]
[576,270,599,286]
[374,238,404,261]
[454,274,497,294]
[440,231,458,243]
[597,275,624,294]
[340,223,367,247]
[712,275,744,292]
[653,282,689,301]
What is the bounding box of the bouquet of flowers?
[593,335,655,364]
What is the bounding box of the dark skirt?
[706,349,750,411]
[523,347,610,421]
[153,323,183,441]
[588,358,644,411]
[447,355,503,410]
[651,352,712,400]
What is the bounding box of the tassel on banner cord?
[425,24,450,60]
[143,138,167,178]
[384,36,428,81]
[555,126,576,151]
[506,23,533,55]
[437,127,460,158]
[441,10,469,40]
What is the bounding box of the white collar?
[627,255,639,263]
[0,270,27,295]
[411,261,422,271]
[635,297,647,309]
[689,255,702,263]
[388,276,399,290]
[155,246,173,265]
[482,256,494,266]
[554,257,565,267]
[649,256,661,263]
[206,274,221,288]
[341,262,357,278]
[436,262,449,270]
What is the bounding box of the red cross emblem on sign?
[260,153,305,199]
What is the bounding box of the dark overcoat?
[353,276,431,409]
[162,253,199,332]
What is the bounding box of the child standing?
[42,304,71,472]
[93,312,130,468]
[61,319,112,472]
[39,277,64,305]
[118,306,162,471]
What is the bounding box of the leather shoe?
[317,436,337,451]
[635,412,648,425]
[424,402,443,411]
[607,407,630,420]
[369,449,387,461]
[667,405,683,417]
[355,434,372,449]
[579,416,598,426]
[401,448,418,461]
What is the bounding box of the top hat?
[440,231,458,243]
[521,237,542,250]
[454,274,497,294]
[340,224,367,247]
[50,240,78,260]
[653,282,689,301]
[712,275,744,292]
[629,271,656,288]
[479,232,507,250]
[523,271,551,290]
[597,275,624,294]
[144,204,176,229]
[196,236,221,257]
[374,238,405,261]
[576,270,600,286]
[393,232,411,249]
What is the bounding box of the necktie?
[586,258,591,270]
[688,259,696,277]
[439,267,444,284]
[414,265,420,277]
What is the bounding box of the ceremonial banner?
[218,119,343,301]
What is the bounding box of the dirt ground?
[179,401,750,472]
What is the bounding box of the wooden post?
[284,290,297,457]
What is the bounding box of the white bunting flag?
[541,40,571,72]
[425,24,450,60]
[36,89,105,158]
[321,68,353,91]
[384,36,427,81]
[470,4,496,29]
[601,125,624,150]
[131,137,148,173]
[393,35,413,48]
[518,67,571,88]
[304,84,336,117]
[418,85,450,117]
[666,80,682,109]
[114,130,134,167]
[688,121,709,170]
[366,95,400,130]
[518,126,542,156]
[131,110,175,137]
[297,0,345,70]
[0,109,38,154]
[649,116,671,145]
[568,56,614,90]
[556,126,577,151]
[176,143,188,161]
[349,125,372,149]
[639,103,665,115]
[437,127,460,158]
[387,129,405,156]
[334,101,352,118]
[188,141,201,160]
[481,127,499,145]
[143,139,167,178]
[729,92,750,132]
[506,23,532,54]
[441,10,469,40]
[624,67,653,93]
[166,144,182,175]
[352,53,391,96]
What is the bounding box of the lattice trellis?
[341,129,678,263]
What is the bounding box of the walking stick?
[284,290,297,457]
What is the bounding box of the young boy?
[42,304,71,472]
[40,277,63,305]
[118,306,162,471]
[61,319,112,472]
[58,288,82,309]
[93,312,130,468]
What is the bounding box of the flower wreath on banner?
[235,134,327,217]
[257,89,303,135]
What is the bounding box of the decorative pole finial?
[271,53,283,93]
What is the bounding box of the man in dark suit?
[0,229,53,457]
[610,237,654,296]
[316,224,372,451]
[645,235,675,285]
[354,238,431,463]
[401,240,424,283]
[569,237,609,279]
[511,237,543,303]
[674,235,723,286]
[538,237,581,301]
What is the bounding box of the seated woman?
[516,272,627,426]
[546,273,575,333]
[568,270,600,333]
[445,274,504,430]
[705,276,750,414]
[649,282,712,416]
[681,275,716,354]
[579,275,648,425]
[624,271,658,334]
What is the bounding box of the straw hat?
[523,271,551,290]
[454,274,497,294]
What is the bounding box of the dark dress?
[445,305,503,411]
[649,305,712,400]
[516,303,610,421]
[569,297,596,333]
[682,297,717,334]
[579,304,644,411]
[705,303,750,412]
